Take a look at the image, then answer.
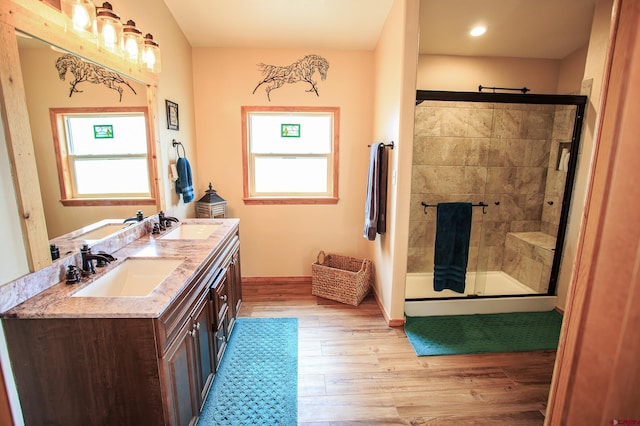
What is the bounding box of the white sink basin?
[74,223,131,241]
[71,258,183,297]
[159,224,220,240]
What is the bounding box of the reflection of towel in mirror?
[175,157,194,203]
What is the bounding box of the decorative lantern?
[196,183,227,218]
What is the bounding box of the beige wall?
[192,48,375,277]
[371,0,420,322]
[417,55,561,93]
[557,44,589,94]
[556,0,614,309]
[105,0,198,221]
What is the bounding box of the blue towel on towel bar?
[175,157,194,203]
[433,202,472,293]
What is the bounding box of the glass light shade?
[142,34,161,73]
[96,2,123,55]
[61,0,96,36]
[122,20,143,64]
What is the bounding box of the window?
[50,107,157,206]
[242,106,339,204]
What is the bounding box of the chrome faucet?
[80,245,115,275]
[123,210,145,223]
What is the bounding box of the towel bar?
[421,201,489,215]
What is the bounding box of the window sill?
[243,197,339,205]
[60,198,157,207]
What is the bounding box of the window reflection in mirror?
[50,107,155,204]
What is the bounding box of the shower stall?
[405,90,587,316]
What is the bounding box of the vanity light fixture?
[96,2,123,55]
[470,25,487,37]
[122,20,143,64]
[61,0,96,36]
[59,0,161,73]
[142,33,162,73]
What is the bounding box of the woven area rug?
[198,317,298,425]
[404,310,562,356]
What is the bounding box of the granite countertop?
[2,218,239,320]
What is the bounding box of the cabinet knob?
[217,335,225,342]
[188,329,196,337]
[195,322,201,331]
[220,294,227,302]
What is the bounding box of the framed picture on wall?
[166,100,179,130]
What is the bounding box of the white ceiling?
[163,0,596,60]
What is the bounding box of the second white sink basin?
[74,223,131,241]
[71,258,183,297]
[159,224,221,240]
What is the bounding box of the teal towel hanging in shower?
[433,202,473,293]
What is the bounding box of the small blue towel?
[433,202,472,293]
[175,157,194,203]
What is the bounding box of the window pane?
[249,113,331,154]
[66,114,147,155]
[254,156,328,194]
[74,158,150,195]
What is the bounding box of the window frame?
[241,106,340,205]
[50,106,158,206]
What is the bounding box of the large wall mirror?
[1,1,162,272]
[17,32,158,241]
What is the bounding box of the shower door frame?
[414,90,588,299]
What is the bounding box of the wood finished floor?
[239,281,556,425]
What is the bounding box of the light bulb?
[71,4,90,31]
[125,37,139,60]
[61,0,96,36]
[470,26,487,37]
[101,21,117,50]
[122,20,143,64]
[96,2,123,55]
[142,33,161,73]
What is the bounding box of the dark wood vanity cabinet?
[162,289,215,426]
[3,228,242,426]
[160,233,241,426]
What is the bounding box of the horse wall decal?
[55,54,137,102]
[253,54,329,101]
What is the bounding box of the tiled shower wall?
[408,100,571,274]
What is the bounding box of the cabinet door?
[192,292,215,410]
[227,248,242,324]
[213,312,229,367]
[163,322,198,426]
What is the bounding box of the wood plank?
[240,280,556,425]
[0,19,50,271]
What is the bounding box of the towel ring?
[172,139,185,158]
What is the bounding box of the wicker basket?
[311,251,373,306]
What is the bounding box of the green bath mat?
[197,317,298,425]
[404,310,562,356]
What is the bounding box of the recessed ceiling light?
[470,25,487,37]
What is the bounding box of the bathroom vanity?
[2,219,241,426]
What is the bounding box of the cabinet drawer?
[212,270,229,328]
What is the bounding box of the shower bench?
[503,232,556,293]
